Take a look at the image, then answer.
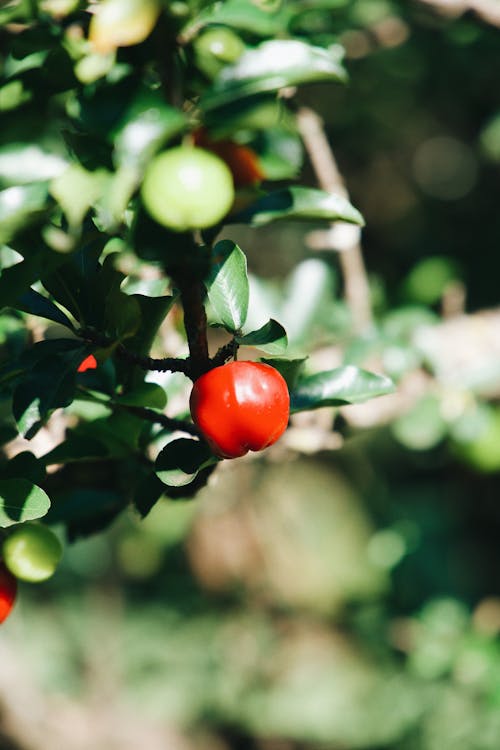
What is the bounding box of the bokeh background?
[2,1,500,749]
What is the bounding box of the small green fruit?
[194,27,246,78]
[3,523,63,583]
[141,146,234,232]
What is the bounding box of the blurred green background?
[2,1,500,749]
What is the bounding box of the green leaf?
[0,451,46,485]
[15,288,75,329]
[201,40,346,111]
[0,143,67,187]
[43,432,110,465]
[103,284,141,340]
[113,90,186,169]
[236,319,287,354]
[0,478,51,527]
[133,471,165,518]
[0,251,66,312]
[13,340,89,438]
[155,438,217,488]
[0,183,49,244]
[206,240,249,332]
[182,0,287,38]
[115,383,167,410]
[260,357,307,388]
[125,293,177,356]
[50,164,110,231]
[232,186,364,227]
[290,365,395,413]
[46,486,126,540]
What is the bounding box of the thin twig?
[78,329,193,377]
[114,403,202,438]
[211,339,239,367]
[296,107,373,334]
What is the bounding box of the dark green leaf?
[0,251,67,312]
[115,383,167,410]
[290,365,395,413]
[236,318,287,354]
[232,186,364,227]
[201,40,346,111]
[155,438,217,488]
[206,240,249,332]
[43,432,110,466]
[125,293,176,356]
[0,451,46,485]
[0,478,51,527]
[13,340,89,438]
[260,357,307,388]
[133,471,165,518]
[46,487,126,540]
[15,288,75,329]
[103,284,141,340]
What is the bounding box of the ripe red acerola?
[193,128,264,188]
[190,361,289,459]
[0,562,17,624]
[77,354,98,373]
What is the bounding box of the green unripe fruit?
[3,523,63,583]
[194,27,246,78]
[141,146,235,232]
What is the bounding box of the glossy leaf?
[290,365,395,413]
[0,478,51,527]
[155,438,216,488]
[0,183,49,244]
[260,357,307,388]
[0,143,67,186]
[113,91,186,168]
[236,319,287,354]
[15,288,75,329]
[206,240,249,332]
[182,0,287,39]
[201,40,346,111]
[232,186,364,227]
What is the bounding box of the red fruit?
[193,128,264,188]
[0,562,17,624]
[77,354,98,373]
[190,361,289,459]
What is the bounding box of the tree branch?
[296,107,373,335]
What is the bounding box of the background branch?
[297,107,373,335]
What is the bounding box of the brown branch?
[296,107,373,335]
[211,339,239,368]
[78,329,193,377]
[176,276,210,380]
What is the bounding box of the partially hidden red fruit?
[190,361,290,459]
[0,562,17,625]
[193,128,264,188]
[77,354,98,373]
